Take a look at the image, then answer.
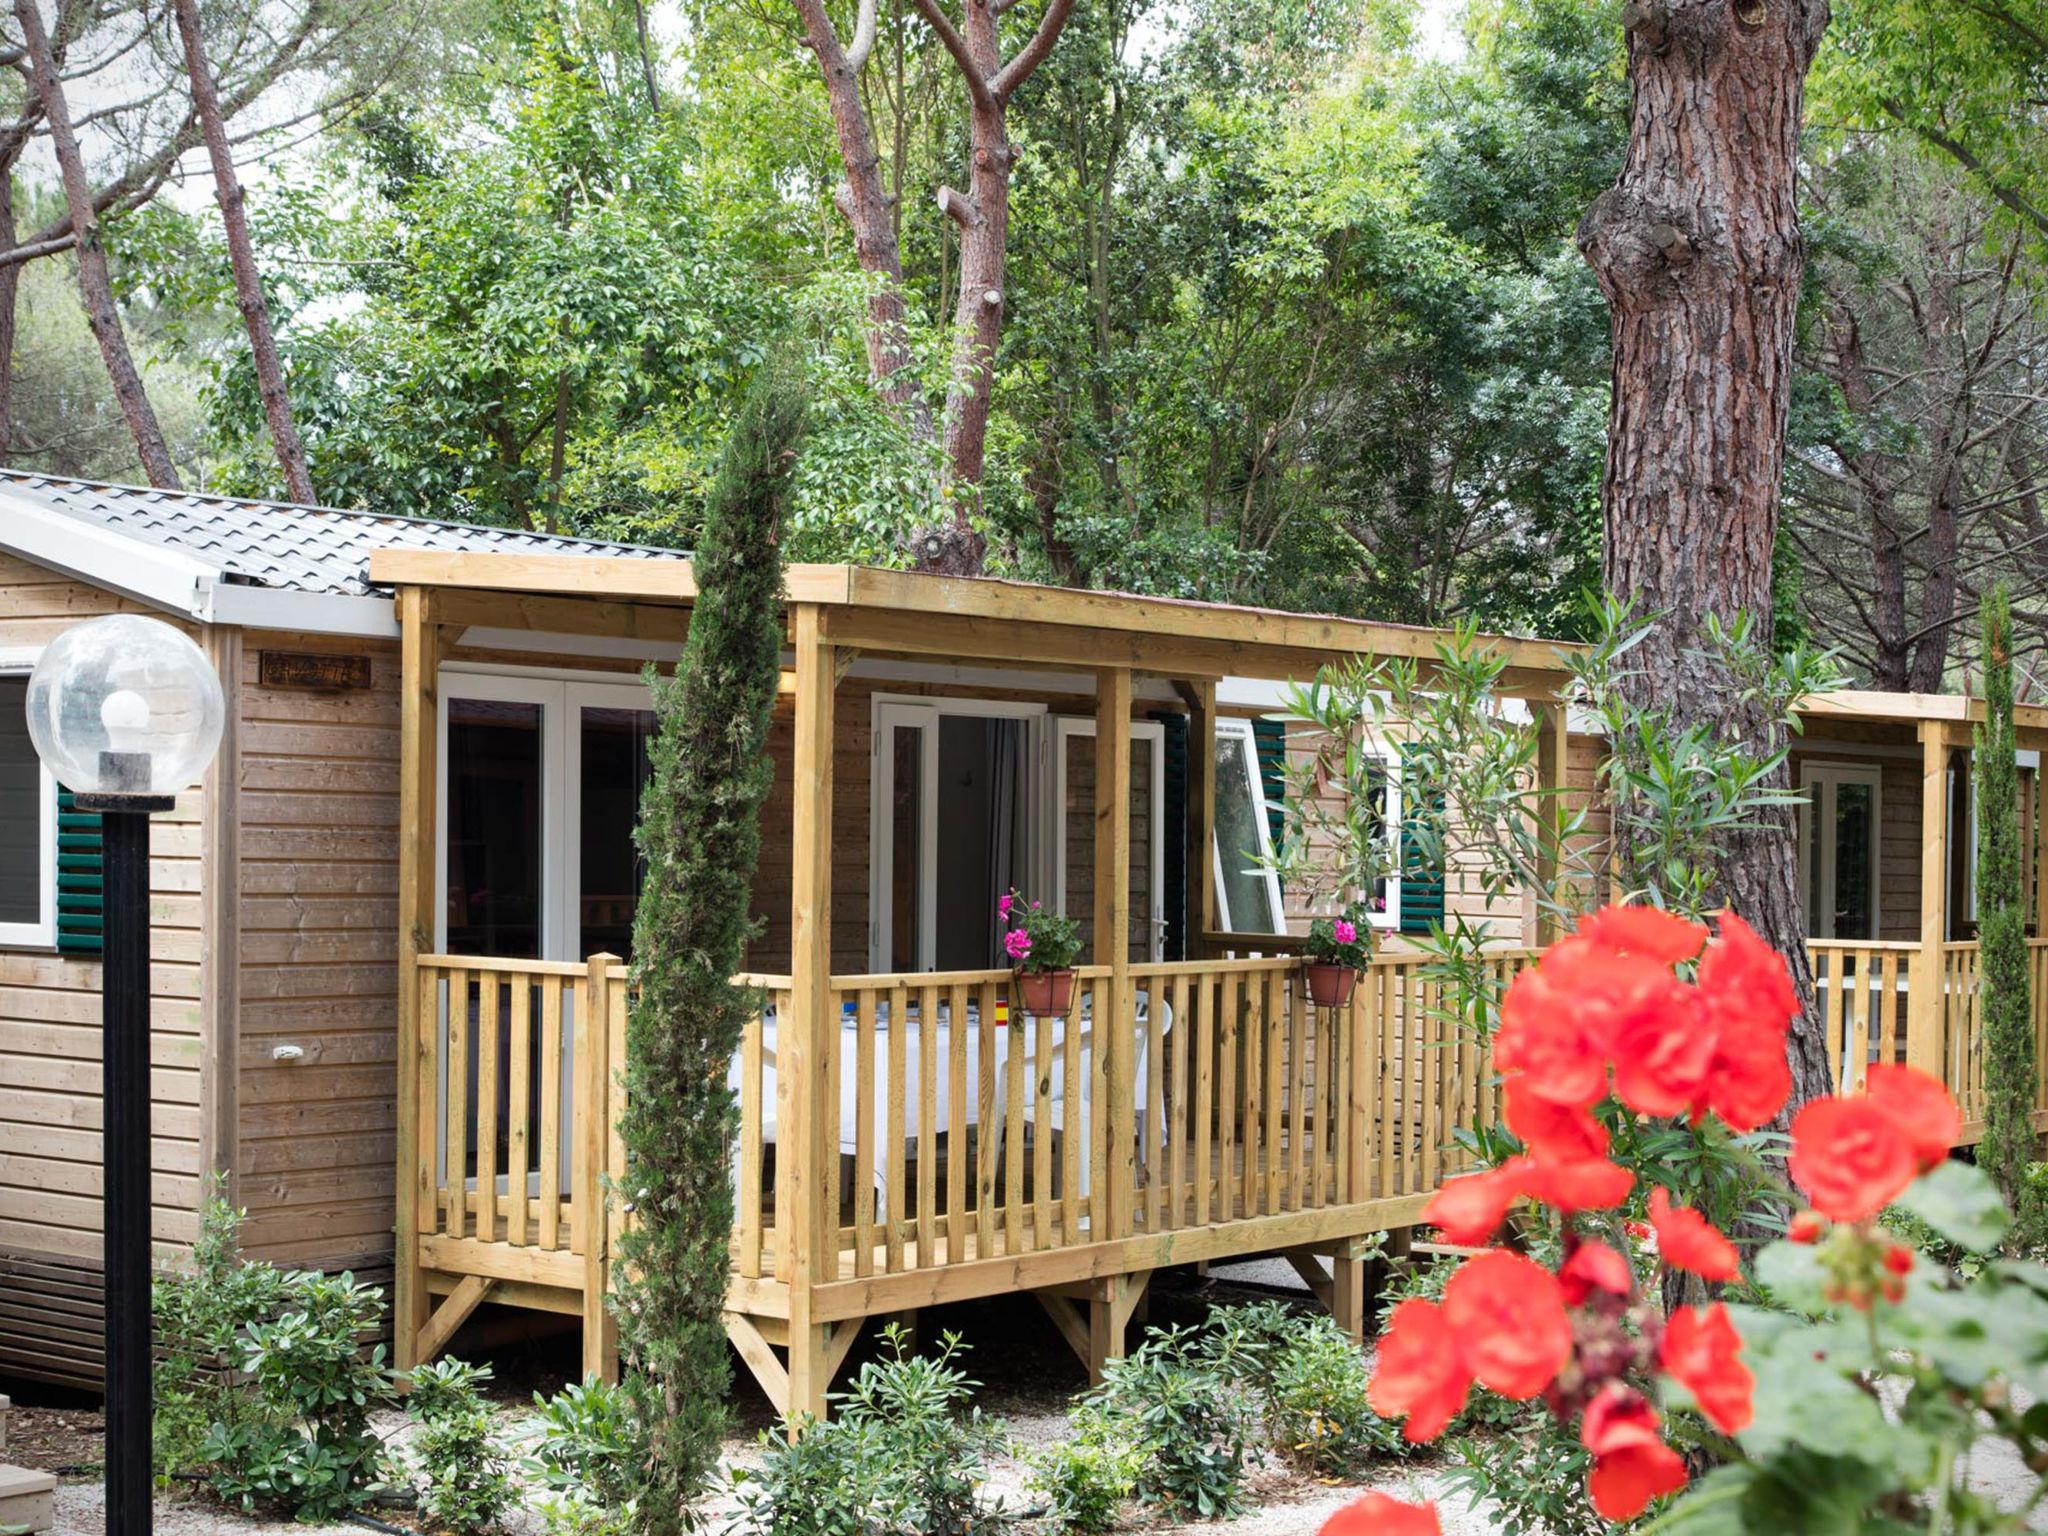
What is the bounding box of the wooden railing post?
[1909,721,1950,1077]
[1533,699,1568,946]
[1186,681,1217,962]
[1095,667,1135,1237]
[580,953,620,1384]
[393,588,443,1372]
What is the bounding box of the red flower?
[1424,1163,1524,1247]
[1440,1250,1573,1400]
[1883,1243,1914,1276]
[1559,1239,1634,1305]
[1866,1064,1961,1172]
[1579,905,1708,965]
[1503,1079,1610,1162]
[1787,1210,1826,1244]
[1518,1154,1635,1213]
[1495,940,1618,1107]
[1648,1186,1739,1282]
[1368,1299,1473,1442]
[1790,1096,1918,1223]
[1319,1492,1442,1536]
[1581,1384,1689,1520]
[1659,1303,1753,1435]
[1610,985,1716,1118]
[1702,1015,1792,1132]
[1698,912,1799,1035]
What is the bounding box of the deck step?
[0,1463,55,1533]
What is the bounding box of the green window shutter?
[1400,791,1447,936]
[55,786,104,955]
[1151,712,1189,961]
[1250,718,1287,850]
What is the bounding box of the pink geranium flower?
[998,892,1015,921]
[1003,928,1033,962]
[1333,918,1358,946]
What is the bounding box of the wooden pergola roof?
[366,550,1576,692]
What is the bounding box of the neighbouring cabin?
[0,472,2044,1406]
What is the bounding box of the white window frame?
[0,651,55,950]
[1052,716,1168,961]
[1211,718,1287,935]
[867,693,1046,972]
[1797,760,1884,940]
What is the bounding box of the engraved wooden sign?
[260,651,374,692]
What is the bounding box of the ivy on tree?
[610,355,808,1531]
[1974,584,2040,1241]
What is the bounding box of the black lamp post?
[25,615,223,1536]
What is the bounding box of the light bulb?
[100,689,150,736]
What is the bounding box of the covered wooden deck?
[372,553,2048,1420]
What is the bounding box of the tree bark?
[171,0,315,503]
[16,0,182,488]
[792,0,930,435]
[1578,0,1832,1108]
[0,158,19,460]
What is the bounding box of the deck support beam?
[1037,1270,1150,1384]
[726,1312,865,1421]
[1910,721,1950,1076]
[786,605,839,1430]
[395,589,447,1373]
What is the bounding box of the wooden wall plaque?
[260,651,374,692]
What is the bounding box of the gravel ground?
[17,1257,2048,1535]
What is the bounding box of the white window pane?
[0,676,41,926]
[1214,732,1276,933]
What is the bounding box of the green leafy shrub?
[1444,1407,1611,1536]
[404,1358,515,1535]
[729,1328,1005,1536]
[528,1374,645,1510]
[1202,1301,1400,1474]
[1082,1326,1251,1519]
[1025,1423,1141,1535]
[202,1270,392,1520]
[153,1193,291,1482]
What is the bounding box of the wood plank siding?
[0,554,209,1387]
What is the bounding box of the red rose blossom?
[1610,986,1717,1118]
[1559,1239,1634,1305]
[1702,1015,1793,1132]
[1367,1299,1473,1441]
[1866,1064,1961,1171]
[1790,1095,1919,1223]
[1648,1186,1739,1282]
[1581,1384,1689,1520]
[1518,1154,1635,1213]
[1578,905,1708,965]
[1441,1250,1574,1399]
[1423,1163,1525,1247]
[1659,1303,1753,1435]
[1504,1078,1610,1162]
[1697,912,1799,1035]
[1319,1493,1442,1536]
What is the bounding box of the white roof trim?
[0,489,217,618]
[0,489,399,638]
[209,584,398,639]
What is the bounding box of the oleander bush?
[404,1358,517,1535]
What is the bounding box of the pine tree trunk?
[171,0,315,504]
[1577,0,1832,1109]
[0,166,19,460]
[16,0,181,489]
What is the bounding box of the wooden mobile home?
[0,472,2043,1409]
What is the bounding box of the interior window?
[578,706,657,959]
[445,697,544,958]
[0,674,46,935]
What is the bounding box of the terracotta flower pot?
[1014,967,1076,1017]
[1304,962,1360,1009]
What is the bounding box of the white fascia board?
[0,492,218,617]
[209,583,398,639]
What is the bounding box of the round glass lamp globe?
[25,615,225,798]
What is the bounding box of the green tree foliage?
[610,354,808,1531]
[1975,584,2040,1237]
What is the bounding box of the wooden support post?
[1910,721,1949,1077]
[1187,681,1218,961]
[1041,1272,1150,1384]
[394,589,444,1372]
[1095,668,1135,1237]
[787,605,837,1427]
[580,953,621,1385]
[1533,699,1569,946]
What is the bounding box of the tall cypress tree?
[613,358,808,1530]
[1975,584,2039,1238]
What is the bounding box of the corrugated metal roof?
[0,471,683,596]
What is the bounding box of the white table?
[730,993,1169,1213]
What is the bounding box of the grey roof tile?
[0,471,684,596]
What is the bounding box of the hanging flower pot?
[1304,961,1360,1010]
[1014,966,1077,1017]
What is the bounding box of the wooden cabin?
[0,471,2043,1409]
